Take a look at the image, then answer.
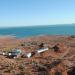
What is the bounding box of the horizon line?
[0,23,75,28]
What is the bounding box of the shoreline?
[0,35,16,38]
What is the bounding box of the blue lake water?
[0,24,75,38]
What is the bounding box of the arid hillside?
[0,35,75,75]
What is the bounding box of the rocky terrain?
[0,35,75,75]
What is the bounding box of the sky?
[0,0,75,27]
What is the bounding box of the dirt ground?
[0,35,75,75]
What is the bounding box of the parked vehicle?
[7,49,22,58]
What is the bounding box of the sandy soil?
[0,35,75,75]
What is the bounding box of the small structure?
[22,48,48,58]
[22,51,36,58]
[37,48,48,53]
[26,53,32,58]
[26,51,36,58]
[7,49,22,58]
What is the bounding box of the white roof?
[37,48,48,53]
[26,53,32,58]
